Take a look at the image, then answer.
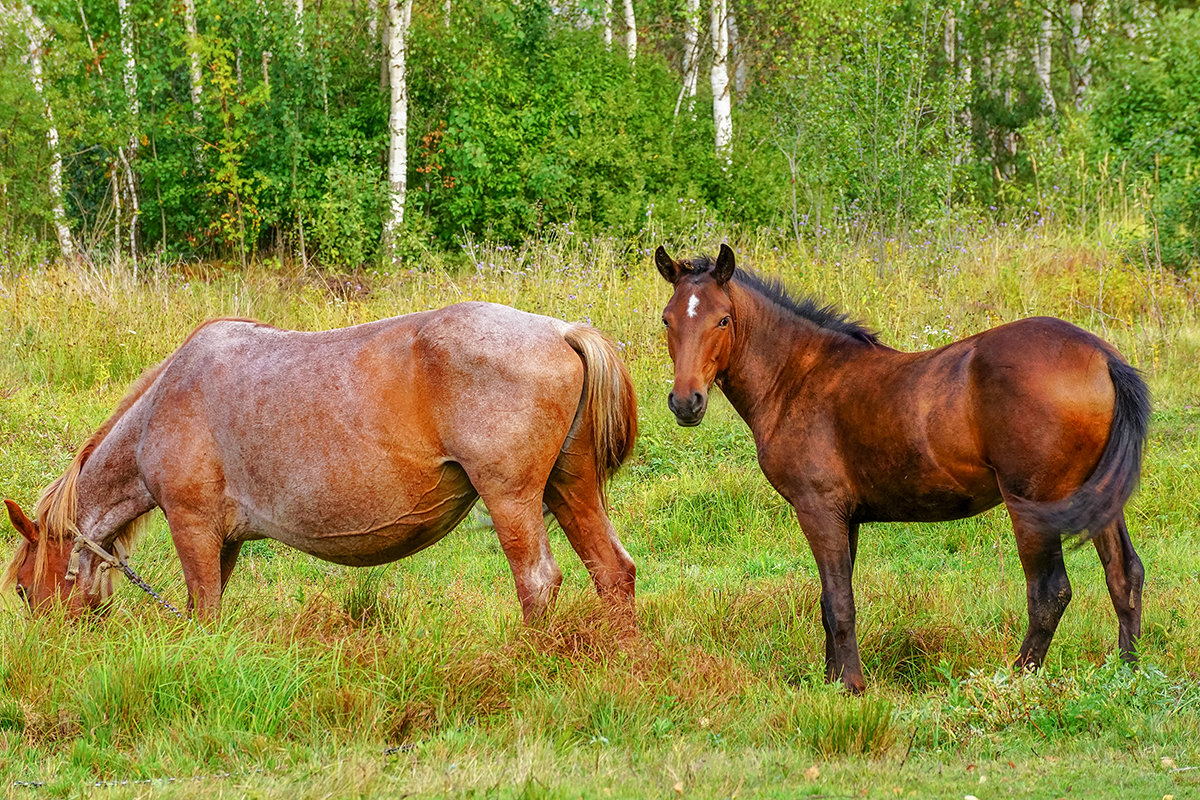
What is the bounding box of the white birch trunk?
[1035,8,1055,114]
[622,0,636,61]
[1069,1,1091,110]
[8,1,74,260]
[709,0,731,164]
[673,0,701,118]
[183,0,202,125]
[444,0,451,29]
[118,0,140,262]
[384,0,413,262]
[603,0,612,49]
[368,0,378,41]
[293,0,306,53]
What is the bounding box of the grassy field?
[1,223,1199,798]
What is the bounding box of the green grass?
[1,225,1199,798]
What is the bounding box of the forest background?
[1,0,1198,271]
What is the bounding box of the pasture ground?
[2,225,1198,798]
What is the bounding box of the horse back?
[762,316,1124,523]
[130,306,587,547]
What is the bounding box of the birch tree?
[710,0,732,164]
[622,0,636,61]
[118,0,141,262]
[673,0,701,118]
[603,0,613,50]
[183,0,202,125]
[5,0,74,260]
[292,0,306,53]
[383,0,414,263]
[1069,0,1092,109]
[1034,8,1055,114]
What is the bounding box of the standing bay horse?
[656,244,1149,693]
[3,302,637,623]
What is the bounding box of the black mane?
[684,255,881,346]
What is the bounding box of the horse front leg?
[797,509,865,694]
[219,540,244,597]
[164,508,226,622]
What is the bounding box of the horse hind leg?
[1093,514,1144,664]
[479,491,563,624]
[1008,515,1073,670]
[544,463,636,624]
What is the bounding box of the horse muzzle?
[667,390,707,427]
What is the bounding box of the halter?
[64,536,129,602]
[62,535,192,623]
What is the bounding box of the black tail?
[1010,356,1151,541]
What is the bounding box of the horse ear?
[655,246,682,284]
[714,243,736,284]
[5,499,38,543]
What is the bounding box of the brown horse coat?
[657,244,1148,692]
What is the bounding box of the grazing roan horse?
[656,244,1149,693]
[3,302,638,623]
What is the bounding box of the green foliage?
[4,0,1186,268]
[1090,9,1200,270]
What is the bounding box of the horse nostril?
[691,391,704,408]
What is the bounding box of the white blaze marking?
[686,294,700,318]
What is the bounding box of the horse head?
[3,498,82,612]
[655,243,737,426]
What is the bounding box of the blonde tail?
[562,325,638,500]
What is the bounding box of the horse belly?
[232,463,480,566]
[857,469,1002,523]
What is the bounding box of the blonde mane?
[5,318,257,593]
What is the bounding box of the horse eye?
[15,585,27,601]
[718,316,731,328]
[662,318,669,328]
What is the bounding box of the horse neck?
[38,357,168,544]
[718,285,845,432]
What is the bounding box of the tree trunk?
[603,0,612,49]
[622,0,636,62]
[1035,7,1055,114]
[368,0,378,41]
[8,1,74,260]
[1069,1,1091,110]
[182,0,203,126]
[118,0,140,263]
[673,0,701,118]
[293,0,306,53]
[710,0,732,164]
[383,0,414,263]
